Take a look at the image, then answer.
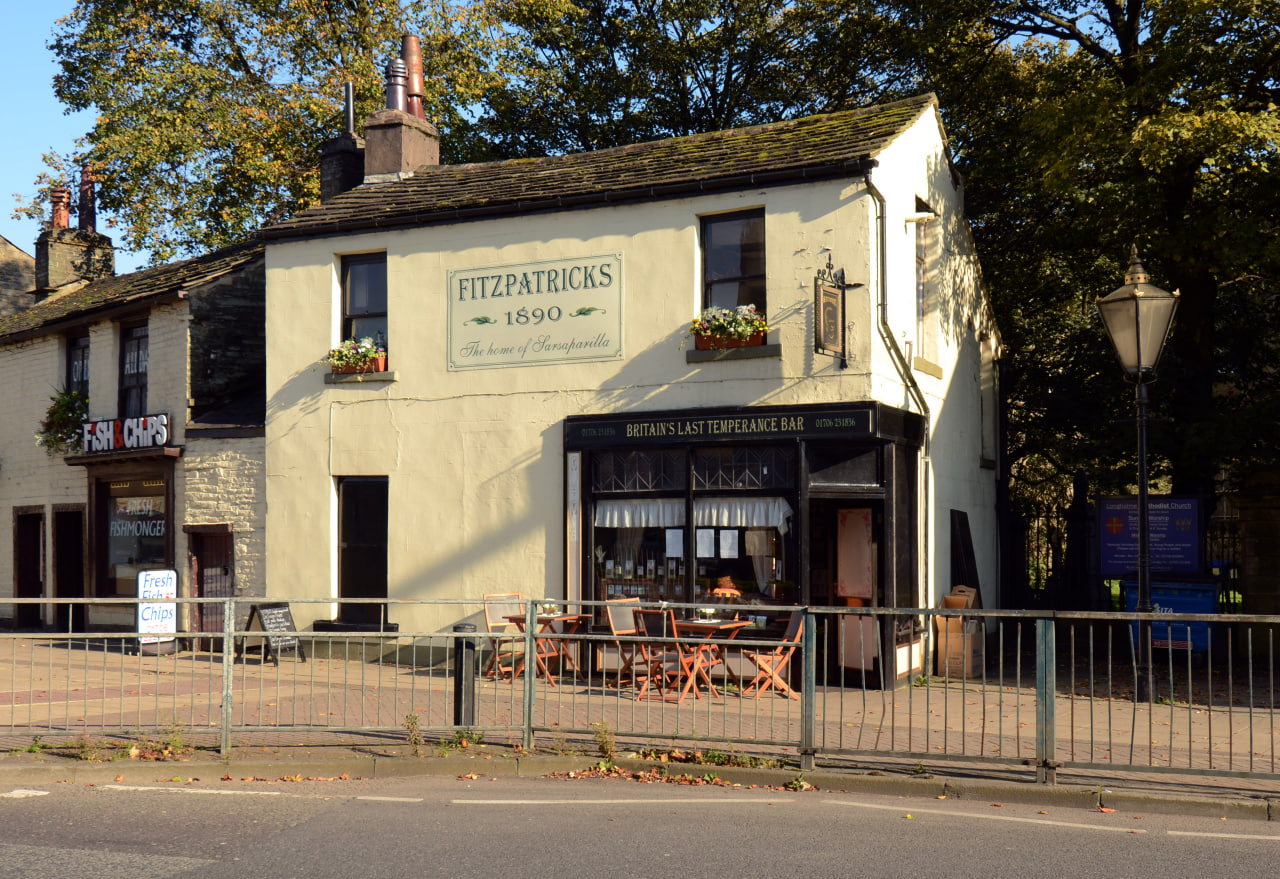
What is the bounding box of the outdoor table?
[504,613,589,685]
[672,618,751,701]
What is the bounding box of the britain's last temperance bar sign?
[448,254,623,370]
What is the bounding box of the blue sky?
[1,4,145,273]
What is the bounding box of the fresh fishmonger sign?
[448,254,623,369]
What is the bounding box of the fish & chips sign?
[448,254,623,369]
[81,413,170,453]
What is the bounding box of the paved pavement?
[1,633,1278,818]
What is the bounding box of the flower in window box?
[690,306,768,349]
[324,336,388,374]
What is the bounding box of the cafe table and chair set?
[484,594,802,703]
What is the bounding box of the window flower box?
[333,355,388,374]
[695,331,765,350]
[690,305,768,349]
[324,337,387,374]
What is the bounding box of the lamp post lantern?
[1096,245,1179,702]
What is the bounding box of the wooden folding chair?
[605,598,641,686]
[633,608,680,701]
[482,593,525,679]
[741,611,803,699]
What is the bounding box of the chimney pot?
[401,34,426,120]
[78,167,97,233]
[384,58,408,113]
[50,188,71,230]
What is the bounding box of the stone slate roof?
[266,94,938,240]
[0,239,263,343]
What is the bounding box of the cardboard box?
[935,618,984,678]
[935,586,983,677]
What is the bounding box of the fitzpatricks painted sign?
[448,254,623,370]
[136,569,178,644]
[82,413,170,453]
[1098,496,1201,576]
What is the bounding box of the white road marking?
[828,800,1148,833]
[356,796,424,803]
[102,784,283,796]
[1169,831,1280,841]
[452,798,793,805]
[0,789,49,798]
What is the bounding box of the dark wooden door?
[54,511,85,632]
[191,532,234,649]
[15,513,45,628]
[338,478,388,626]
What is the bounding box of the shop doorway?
[190,530,234,650]
[53,510,85,632]
[810,500,886,683]
[14,512,45,629]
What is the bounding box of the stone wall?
[178,436,268,600]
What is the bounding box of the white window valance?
[593,497,793,534]
[694,497,794,535]
[593,499,685,528]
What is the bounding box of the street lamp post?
[1096,245,1179,703]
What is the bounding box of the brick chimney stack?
[362,38,439,185]
[35,180,114,295]
[320,82,365,203]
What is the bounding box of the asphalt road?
[1,773,1277,878]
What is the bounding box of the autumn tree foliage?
[33,0,504,261]
[22,0,1279,495]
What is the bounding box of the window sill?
[686,343,781,364]
[324,370,398,385]
[912,356,944,379]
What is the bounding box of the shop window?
[702,209,765,314]
[342,253,387,348]
[119,324,148,418]
[101,480,167,597]
[592,496,793,604]
[591,450,687,494]
[338,477,388,626]
[66,333,89,398]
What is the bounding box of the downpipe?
[865,172,932,637]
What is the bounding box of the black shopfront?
[565,401,926,678]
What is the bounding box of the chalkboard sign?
[237,603,306,664]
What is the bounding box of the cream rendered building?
[263,92,1002,676]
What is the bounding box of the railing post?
[220,597,235,757]
[522,599,536,752]
[800,608,816,771]
[1034,617,1058,783]
[452,623,477,727]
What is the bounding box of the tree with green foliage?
[24,0,506,261]
[475,0,911,156]
[888,0,1280,501]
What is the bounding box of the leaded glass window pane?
[591,450,687,493]
[693,446,796,490]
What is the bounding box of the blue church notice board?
[1098,496,1200,577]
